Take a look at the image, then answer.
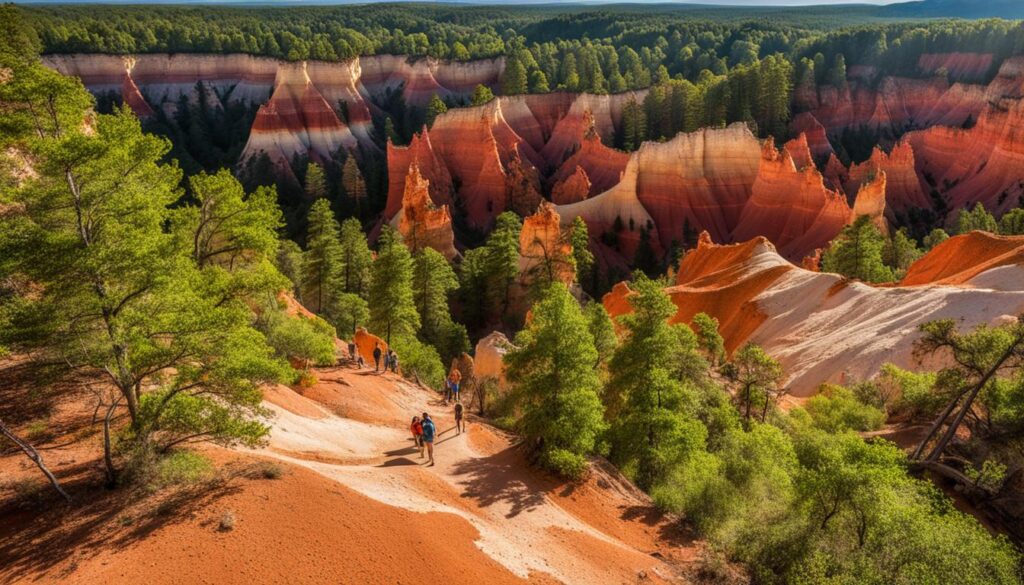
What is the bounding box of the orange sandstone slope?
[604,232,1024,397]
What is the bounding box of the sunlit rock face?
[551,165,591,205]
[385,131,453,221]
[604,231,1024,397]
[243,61,360,170]
[390,164,458,261]
[732,138,853,261]
[847,140,931,220]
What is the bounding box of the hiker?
[410,416,423,453]
[421,412,436,466]
[454,402,465,435]
[373,342,382,372]
[347,341,357,363]
[449,368,463,404]
[443,377,452,404]
[390,349,399,373]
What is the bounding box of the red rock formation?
[823,153,849,194]
[243,62,358,168]
[385,130,453,220]
[353,327,387,365]
[847,141,930,218]
[517,202,575,292]
[733,138,852,261]
[790,113,834,162]
[505,150,543,217]
[850,171,889,235]
[391,164,457,260]
[551,166,592,205]
[901,232,1024,286]
[551,126,630,197]
[359,55,504,106]
[631,123,763,249]
[907,94,1024,216]
[555,156,661,259]
[783,133,815,171]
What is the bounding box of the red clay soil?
[900,232,1024,286]
[0,450,543,585]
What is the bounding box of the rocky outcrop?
[390,164,457,260]
[385,130,453,221]
[517,202,575,295]
[846,140,930,219]
[789,112,833,162]
[555,156,660,259]
[473,331,511,388]
[850,171,889,235]
[733,138,852,260]
[243,61,359,169]
[605,231,1024,396]
[551,166,591,205]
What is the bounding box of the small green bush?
[390,334,445,388]
[803,384,886,433]
[155,451,215,487]
[539,448,588,480]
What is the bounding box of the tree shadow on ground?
[0,462,247,580]
[448,446,546,519]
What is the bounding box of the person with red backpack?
[410,416,424,456]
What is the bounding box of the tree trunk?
[0,417,72,503]
[103,398,119,489]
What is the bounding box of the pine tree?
[504,283,607,478]
[341,156,367,214]
[730,343,784,423]
[606,275,707,491]
[471,84,495,106]
[425,93,447,128]
[821,215,895,283]
[923,228,949,250]
[883,228,923,277]
[621,98,647,151]
[955,203,998,234]
[999,208,1024,235]
[570,217,594,292]
[829,53,848,87]
[412,248,466,364]
[585,302,618,369]
[368,225,419,344]
[634,227,659,277]
[304,161,327,199]
[529,69,550,93]
[501,55,528,95]
[301,198,344,313]
[328,292,369,338]
[384,116,401,145]
[692,312,725,366]
[338,217,373,297]
[483,212,523,317]
[276,239,304,299]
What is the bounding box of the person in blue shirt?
[420,412,436,466]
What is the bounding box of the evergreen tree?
[729,343,784,422]
[998,208,1024,235]
[883,228,923,277]
[337,217,372,298]
[923,228,949,250]
[634,227,659,277]
[384,116,401,145]
[304,161,327,199]
[1,73,288,482]
[471,84,495,106]
[504,283,607,478]
[276,239,304,299]
[821,215,895,283]
[585,302,618,369]
[606,275,707,491]
[301,198,344,313]
[341,155,367,214]
[368,225,419,344]
[955,203,998,234]
[570,217,594,292]
[412,248,467,363]
[621,97,647,151]
[829,53,848,87]
[327,292,369,338]
[482,212,523,317]
[529,69,550,93]
[692,312,725,366]
[501,54,528,95]
[425,93,448,128]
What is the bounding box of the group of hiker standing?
[408,367,466,466]
[345,340,399,374]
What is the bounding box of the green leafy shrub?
[803,384,886,432]
[390,334,445,388]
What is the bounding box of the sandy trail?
[260,367,697,584]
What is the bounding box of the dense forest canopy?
[19,4,1024,91]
